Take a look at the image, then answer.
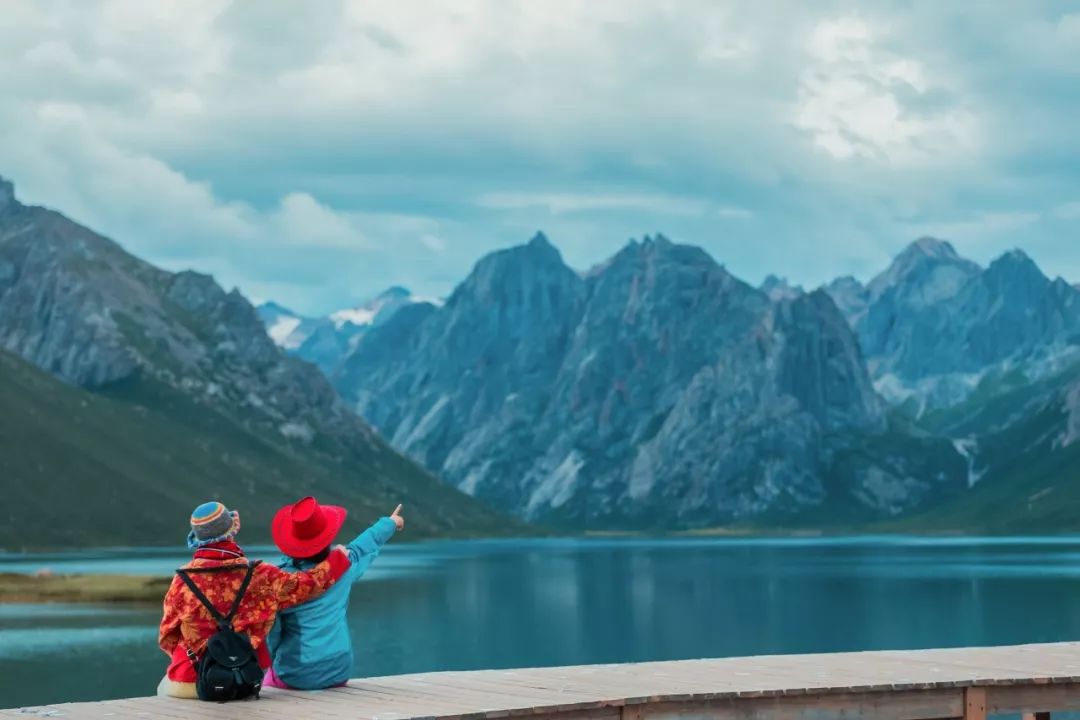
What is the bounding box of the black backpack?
[175,561,264,702]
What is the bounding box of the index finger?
[393,504,403,516]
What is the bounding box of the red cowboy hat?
[271,496,348,558]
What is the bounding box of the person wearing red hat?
[264,496,404,690]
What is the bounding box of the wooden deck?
[7,643,1080,719]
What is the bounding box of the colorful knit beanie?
[187,501,241,549]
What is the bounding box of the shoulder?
[163,574,184,597]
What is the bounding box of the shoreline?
[0,572,169,604]
[6,529,1080,556]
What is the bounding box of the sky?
[2,1,1080,315]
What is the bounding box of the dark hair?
[291,546,331,567]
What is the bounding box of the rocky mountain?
[890,355,1080,532]
[807,236,1080,531]
[759,275,804,302]
[335,233,964,528]
[257,287,431,375]
[0,175,512,548]
[257,301,324,350]
[825,238,1080,410]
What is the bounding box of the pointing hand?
[390,504,405,531]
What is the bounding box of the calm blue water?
[3,536,1080,709]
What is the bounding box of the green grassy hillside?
[886,362,1080,533]
[0,350,518,550]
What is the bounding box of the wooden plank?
[963,687,986,720]
[7,644,1080,720]
[989,683,1080,714]
[635,689,963,720]
[401,675,604,710]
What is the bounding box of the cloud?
[1054,201,1080,220]
[0,1,1078,311]
[270,193,368,249]
[420,234,447,253]
[476,192,733,217]
[794,17,977,163]
[1011,13,1080,75]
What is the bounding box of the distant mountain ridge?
[257,287,437,375]
[248,228,1080,533]
[330,233,964,528]
[0,175,512,548]
[824,237,1080,410]
[0,175,360,446]
[13,161,1080,537]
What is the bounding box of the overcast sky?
[3,1,1079,314]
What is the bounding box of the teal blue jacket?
[266,516,397,689]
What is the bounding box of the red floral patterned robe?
[158,540,349,683]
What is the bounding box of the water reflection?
[3,537,1080,708]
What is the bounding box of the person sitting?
[264,496,403,690]
[157,500,350,699]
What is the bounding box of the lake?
[3,536,1080,709]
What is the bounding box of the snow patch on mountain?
[267,315,304,347]
[951,438,985,488]
[330,307,377,329]
[258,287,438,376]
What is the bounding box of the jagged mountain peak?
[761,274,804,302]
[887,236,974,275]
[258,300,296,316]
[527,231,554,249]
[827,275,865,293]
[478,232,569,270]
[455,235,574,284]
[615,233,675,254]
[987,248,1040,274]
[378,285,413,300]
[979,248,1056,299]
[905,236,961,260]
[867,236,981,303]
[610,234,720,272]
[835,231,1080,406]
[440,235,587,321]
[0,175,15,210]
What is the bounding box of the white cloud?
[1012,14,1080,74]
[1054,201,1080,220]
[0,1,1075,308]
[808,17,874,64]
[477,192,736,217]
[420,234,447,253]
[270,193,368,249]
[794,17,977,164]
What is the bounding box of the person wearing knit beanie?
[186,501,241,550]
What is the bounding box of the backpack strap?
[175,561,262,630]
[175,568,227,627]
[224,561,260,626]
